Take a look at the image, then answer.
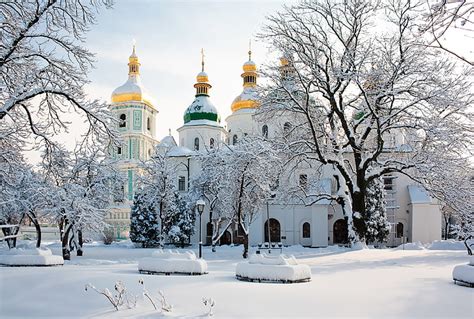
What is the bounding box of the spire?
[195,49,211,96]
[128,43,140,76]
[201,48,205,72]
[248,39,252,61]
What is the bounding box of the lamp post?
[196,199,206,259]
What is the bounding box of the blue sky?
[85,0,293,140]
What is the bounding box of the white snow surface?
[138,250,207,274]
[236,253,311,282]
[0,242,472,318]
[395,241,426,250]
[0,247,64,266]
[428,239,467,250]
[452,264,474,285]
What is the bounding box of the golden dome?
[280,57,289,66]
[196,71,209,83]
[230,48,259,113]
[111,45,155,109]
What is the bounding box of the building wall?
[410,203,442,243]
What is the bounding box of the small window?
[117,147,122,155]
[396,222,404,238]
[147,117,151,131]
[178,176,186,191]
[119,114,126,128]
[194,137,200,151]
[232,134,238,145]
[302,222,311,238]
[210,138,215,149]
[384,176,395,191]
[299,174,308,190]
[262,125,268,138]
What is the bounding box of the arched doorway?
[333,219,348,244]
[219,230,232,245]
[264,218,281,243]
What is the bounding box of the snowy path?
[0,244,472,318]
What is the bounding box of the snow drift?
[138,250,207,275]
[0,247,64,266]
[236,253,311,283]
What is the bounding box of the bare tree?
[259,0,474,243]
[0,0,116,155]
[418,0,474,65]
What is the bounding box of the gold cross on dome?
[201,48,205,72]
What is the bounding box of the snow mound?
[395,242,425,250]
[236,253,311,283]
[138,250,207,275]
[352,242,369,250]
[0,247,64,266]
[452,263,474,287]
[427,240,466,251]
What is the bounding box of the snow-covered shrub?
[84,281,137,311]
[202,297,215,316]
[138,250,208,275]
[236,253,311,283]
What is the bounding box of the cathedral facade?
[106,47,442,247]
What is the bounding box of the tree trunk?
[242,230,249,259]
[77,229,83,256]
[28,212,42,248]
[62,222,73,261]
[352,190,367,242]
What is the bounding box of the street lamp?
[196,199,206,259]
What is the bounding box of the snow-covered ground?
[0,241,472,318]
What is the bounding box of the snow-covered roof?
[160,135,177,147]
[111,74,154,105]
[167,146,197,157]
[408,185,432,204]
[112,75,143,96]
[183,95,221,124]
[185,95,218,115]
[232,86,258,104]
[197,71,208,78]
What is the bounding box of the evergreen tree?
[129,192,161,248]
[364,177,390,244]
[162,193,196,248]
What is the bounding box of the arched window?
[194,137,200,151]
[147,117,151,131]
[210,138,215,149]
[302,222,311,238]
[119,114,126,128]
[264,218,281,243]
[232,134,238,145]
[284,122,291,135]
[396,222,404,238]
[262,125,268,138]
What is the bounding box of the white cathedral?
[106,46,442,247]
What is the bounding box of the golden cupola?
[111,45,155,108]
[230,45,259,113]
